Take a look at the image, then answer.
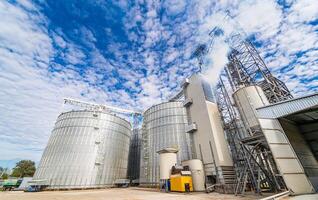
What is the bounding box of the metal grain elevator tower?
[191,12,315,195]
[225,33,293,103]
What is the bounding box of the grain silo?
[127,128,141,182]
[139,101,192,186]
[33,110,131,189]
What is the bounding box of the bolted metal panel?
[33,110,131,189]
[127,128,141,181]
[140,102,192,186]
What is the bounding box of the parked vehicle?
[2,179,22,191]
[24,179,48,192]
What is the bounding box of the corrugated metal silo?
[140,101,192,186]
[33,110,131,189]
[127,128,141,181]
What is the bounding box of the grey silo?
[33,110,131,189]
[139,101,192,186]
[127,128,141,181]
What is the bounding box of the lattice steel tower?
[226,33,292,103]
[192,16,293,194]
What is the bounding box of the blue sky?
[0,0,317,164]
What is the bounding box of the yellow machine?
[170,174,193,192]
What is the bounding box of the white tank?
[157,148,178,180]
[182,159,205,191]
[233,85,269,130]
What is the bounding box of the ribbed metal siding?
[127,128,141,181]
[33,110,131,189]
[256,93,318,119]
[140,102,191,185]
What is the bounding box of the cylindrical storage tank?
[182,159,205,191]
[127,128,141,182]
[140,101,192,186]
[157,148,178,180]
[233,85,269,130]
[33,110,131,189]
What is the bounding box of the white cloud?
[64,45,86,65]
[236,0,283,40]
[163,0,186,15]
[276,23,318,55]
[0,1,52,64]
[16,0,36,10]
[165,49,179,63]
[52,33,67,48]
[287,0,318,24]
[0,1,115,161]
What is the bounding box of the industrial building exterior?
[127,128,141,182]
[32,75,318,196]
[31,26,318,197]
[256,93,318,192]
[182,74,235,189]
[33,110,131,189]
[139,102,192,185]
[231,85,315,194]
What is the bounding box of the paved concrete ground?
[0,187,316,200]
[286,194,318,200]
[0,187,258,200]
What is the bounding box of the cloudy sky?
[0,0,317,164]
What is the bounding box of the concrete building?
[182,74,235,186]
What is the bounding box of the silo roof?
[157,147,179,154]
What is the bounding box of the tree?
[1,172,9,179]
[0,166,9,179]
[11,160,36,178]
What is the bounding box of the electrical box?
[170,175,193,192]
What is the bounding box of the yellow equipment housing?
[170,175,193,192]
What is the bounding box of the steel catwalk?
[33,110,131,189]
[140,102,192,186]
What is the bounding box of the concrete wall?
[183,74,233,178]
[206,102,233,167]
